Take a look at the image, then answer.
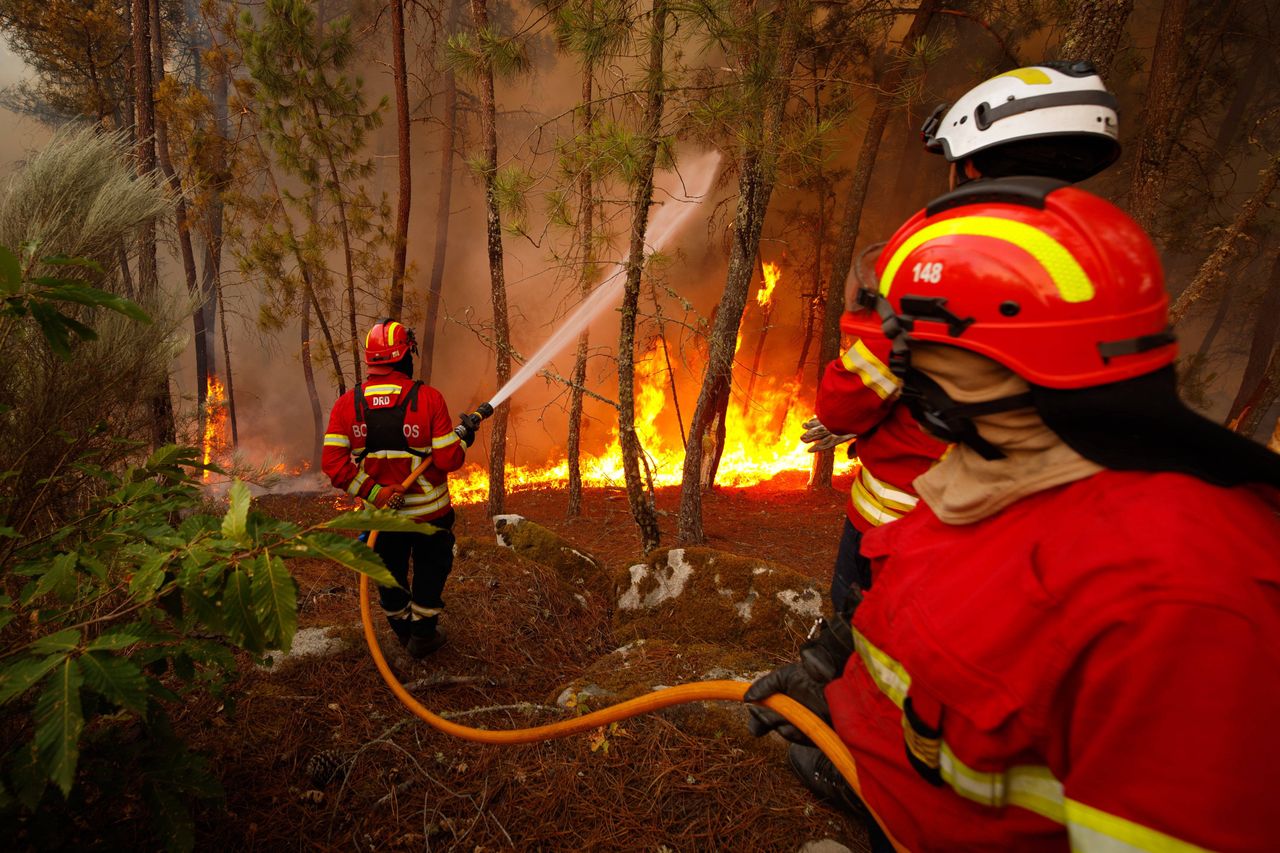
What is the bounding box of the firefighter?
[803,61,1122,618]
[322,319,478,659]
[751,180,1280,850]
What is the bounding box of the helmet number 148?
[913,262,944,284]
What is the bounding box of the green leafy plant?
[0,450,418,848]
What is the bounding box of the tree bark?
[1169,154,1280,325]
[811,0,938,489]
[201,59,229,383]
[617,0,668,552]
[216,267,238,446]
[302,295,324,469]
[471,0,512,517]
[307,97,364,386]
[130,0,157,298]
[1057,0,1133,79]
[1126,0,1189,232]
[419,0,461,385]
[566,0,596,519]
[388,0,411,319]
[1226,250,1280,429]
[149,0,205,420]
[677,0,806,543]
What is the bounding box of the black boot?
[406,630,447,659]
[788,745,893,851]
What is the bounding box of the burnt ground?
[170,474,865,852]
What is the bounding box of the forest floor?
[173,474,869,852]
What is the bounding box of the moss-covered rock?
[613,547,823,653]
[492,514,612,602]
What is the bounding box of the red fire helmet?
[846,180,1175,389]
[364,319,417,371]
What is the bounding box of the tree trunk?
[677,0,806,544]
[471,0,512,517]
[1126,0,1189,232]
[1169,154,1280,325]
[617,0,668,552]
[130,0,157,298]
[566,0,596,519]
[1057,0,1133,79]
[150,0,205,422]
[419,0,461,385]
[201,60,229,382]
[302,295,324,469]
[811,0,938,489]
[308,98,364,387]
[388,0,411,319]
[216,268,239,446]
[1226,250,1280,428]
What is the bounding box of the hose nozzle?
[454,401,495,447]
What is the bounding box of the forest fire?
[202,376,229,482]
[757,261,781,308]
[448,331,850,505]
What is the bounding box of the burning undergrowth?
[146,490,869,851]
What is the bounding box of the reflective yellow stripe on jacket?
[850,627,1204,850]
[850,465,918,527]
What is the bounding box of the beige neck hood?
[910,344,1102,525]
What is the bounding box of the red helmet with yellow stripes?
[855,178,1175,389]
[364,318,418,372]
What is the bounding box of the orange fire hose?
[358,459,904,850]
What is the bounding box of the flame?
[446,326,852,505]
[756,261,780,309]
[202,376,229,482]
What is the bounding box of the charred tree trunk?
[202,61,229,381]
[388,0,411,319]
[302,296,324,468]
[567,1,596,519]
[1169,154,1280,325]
[471,0,512,517]
[811,0,938,489]
[419,0,461,385]
[1057,0,1133,78]
[677,0,806,543]
[1226,250,1280,431]
[1127,0,1189,232]
[618,0,668,552]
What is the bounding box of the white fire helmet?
[921,61,1120,183]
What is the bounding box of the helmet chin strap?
[859,290,1032,460]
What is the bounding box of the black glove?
[744,663,831,746]
[799,617,856,684]
[453,411,480,447]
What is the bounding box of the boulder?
[613,547,823,653]
[492,514,612,602]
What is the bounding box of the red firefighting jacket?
[826,469,1280,851]
[322,371,465,522]
[815,314,948,532]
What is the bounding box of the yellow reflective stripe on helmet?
[939,744,1065,823]
[363,384,402,396]
[852,628,912,708]
[995,67,1052,85]
[324,433,351,448]
[840,339,900,400]
[880,216,1095,304]
[1065,800,1209,853]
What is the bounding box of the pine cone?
[304,749,349,787]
